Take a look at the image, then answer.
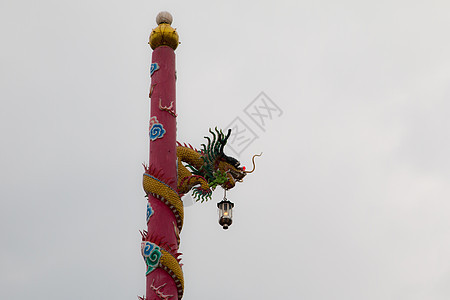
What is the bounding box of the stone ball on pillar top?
[156,11,173,25]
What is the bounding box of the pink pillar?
[141,12,183,300]
[146,45,179,299]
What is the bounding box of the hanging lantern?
[217,191,234,229]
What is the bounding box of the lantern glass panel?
[218,203,224,218]
[218,201,233,219]
[226,204,232,218]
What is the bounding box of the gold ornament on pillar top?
[149,11,179,50]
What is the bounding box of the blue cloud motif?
[140,241,161,275]
[150,63,159,76]
[146,202,154,223]
[149,123,166,141]
[142,241,155,257]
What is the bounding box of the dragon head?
[200,128,259,191]
[216,152,246,190]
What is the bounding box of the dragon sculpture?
[142,128,260,299]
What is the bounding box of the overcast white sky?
[1,1,450,299]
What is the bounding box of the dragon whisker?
[244,153,262,174]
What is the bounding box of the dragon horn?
[214,128,221,155]
[244,153,262,174]
[218,128,231,155]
